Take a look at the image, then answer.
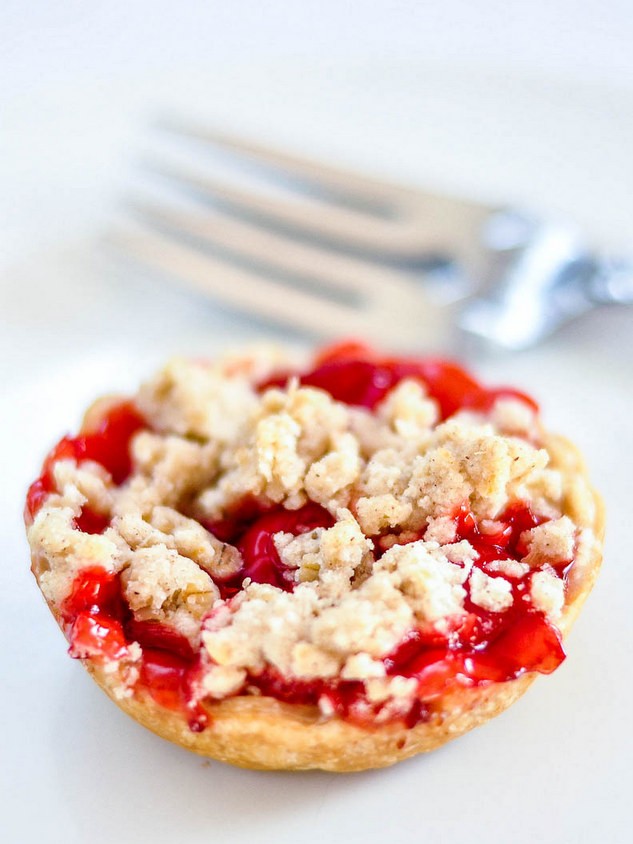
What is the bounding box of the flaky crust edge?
[32,431,605,772]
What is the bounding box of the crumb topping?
[520,517,576,567]
[468,567,514,613]
[26,345,595,722]
[529,568,566,620]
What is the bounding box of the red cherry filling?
[233,500,566,726]
[465,612,565,682]
[61,566,124,622]
[61,567,128,661]
[386,608,564,689]
[379,502,565,686]
[137,648,208,731]
[140,649,189,710]
[126,619,196,661]
[455,501,545,562]
[259,341,538,420]
[227,503,334,594]
[73,509,111,535]
[201,495,266,544]
[68,612,129,661]
[252,671,431,727]
[25,401,146,524]
[61,566,208,728]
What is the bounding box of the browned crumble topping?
[26,348,596,714]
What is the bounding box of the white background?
[2,4,632,843]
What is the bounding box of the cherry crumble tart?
[25,341,603,771]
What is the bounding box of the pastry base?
[86,663,536,772]
[88,662,537,771]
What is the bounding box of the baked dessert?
[25,340,603,771]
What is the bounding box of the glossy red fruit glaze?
[61,567,128,661]
[140,649,189,710]
[61,567,124,623]
[61,567,207,726]
[137,648,208,730]
[25,479,52,520]
[258,341,538,421]
[386,609,564,690]
[212,502,335,596]
[378,502,566,692]
[465,612,565,682]
[201,495,268,544]
[207,499,560,716]
[138,648,206,727]
[73,401,147,484]
[384,627,466,704]
[244,490,567,717]
[252,670,431,727]
[25,401,146,523]
[25,437,81,522]
[249,566,564,726]
[73,508,111,535]
[454,501,545,563]
[68,612,129,661]
[126,619,196,661]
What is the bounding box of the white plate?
[2,45,632,844]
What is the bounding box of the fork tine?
[158,119,415,207]
[128,198,423,298]
[145,160,427,258]
[108,224,373,337]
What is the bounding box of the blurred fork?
[111,121,632,351]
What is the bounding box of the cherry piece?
[68,612,128,661]
[140,649,192,711]
[24,400,146,523]
[258,342,538,421]
[210,502,334,597]
[126,619,196,661]
[61,567,124,623]
[73,509,111,535]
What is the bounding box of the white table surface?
[2,5,632,843]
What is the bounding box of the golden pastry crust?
[87,663,536,771]
[32,421,604,773]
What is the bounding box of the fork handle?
[458,215,633,350]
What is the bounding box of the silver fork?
[112,121,632,351]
